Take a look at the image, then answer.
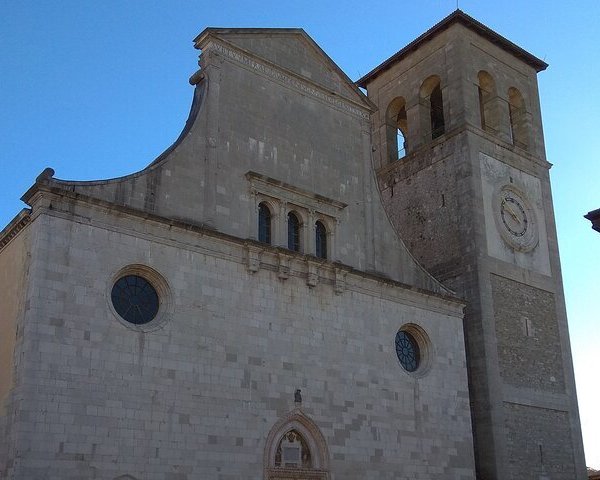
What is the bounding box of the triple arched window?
[383,72,530,163]
[257,202,329,259]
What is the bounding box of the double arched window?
[474,72,529,149]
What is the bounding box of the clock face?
[500,194,528,237]
[494,185,538,252]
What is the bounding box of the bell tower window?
[508,87,528,149]
[477,71,498,133]
[430,83,445,138]
[420,75,445,141]
[386,97,408,162]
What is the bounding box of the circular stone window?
[394,324,431,375]
[109,265,172,332]
[395,331,420,372]
[111,275,159,325]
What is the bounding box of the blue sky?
[1,0,599,469]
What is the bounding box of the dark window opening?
[287,212,300,252]
[478,86,486,130]
[315,221,327,259]
[395,330,420,372]
[111,275,159,325]
[508,87,527,149]
[258,203,272,244]
[430,84,445,139]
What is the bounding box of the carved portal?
[264,409,329,480]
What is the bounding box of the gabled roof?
[357,10,548,88]
[194,27,374,111]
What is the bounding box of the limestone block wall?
[26,29,447,293]
[7,203,475,480]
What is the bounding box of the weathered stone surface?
[363,12,586,480]
[0,10,586,480]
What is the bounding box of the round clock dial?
[494,185,538,252]
[500,194,528,237]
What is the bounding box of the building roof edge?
[357,9,548,87]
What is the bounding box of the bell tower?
[358,11,586,479]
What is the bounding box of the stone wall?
[0,212,32,477]
[504,402,575,479]
[7,205,475,480]
[377,133,471,295]
[491,274,565,393]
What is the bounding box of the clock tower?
[358,11,587,480]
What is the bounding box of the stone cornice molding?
[246,171,347,213]
[376,123,550,186]
[21,184,464,315]
[0,209,31,252]
[202,37,372,120]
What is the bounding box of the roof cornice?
[357,10,548,87]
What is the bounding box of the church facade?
[0,11,586,480]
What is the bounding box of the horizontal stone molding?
[206,39,370,120]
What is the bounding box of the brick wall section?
[491,274,565,393]
[504,402,575,479]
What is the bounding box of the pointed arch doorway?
[264,409,330,480]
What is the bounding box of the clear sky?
[1,0,598,469]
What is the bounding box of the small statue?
[294,389,302,404]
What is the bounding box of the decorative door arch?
[264,409,330,480]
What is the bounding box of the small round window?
[395,330,420,372]
[111,275,159,325]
